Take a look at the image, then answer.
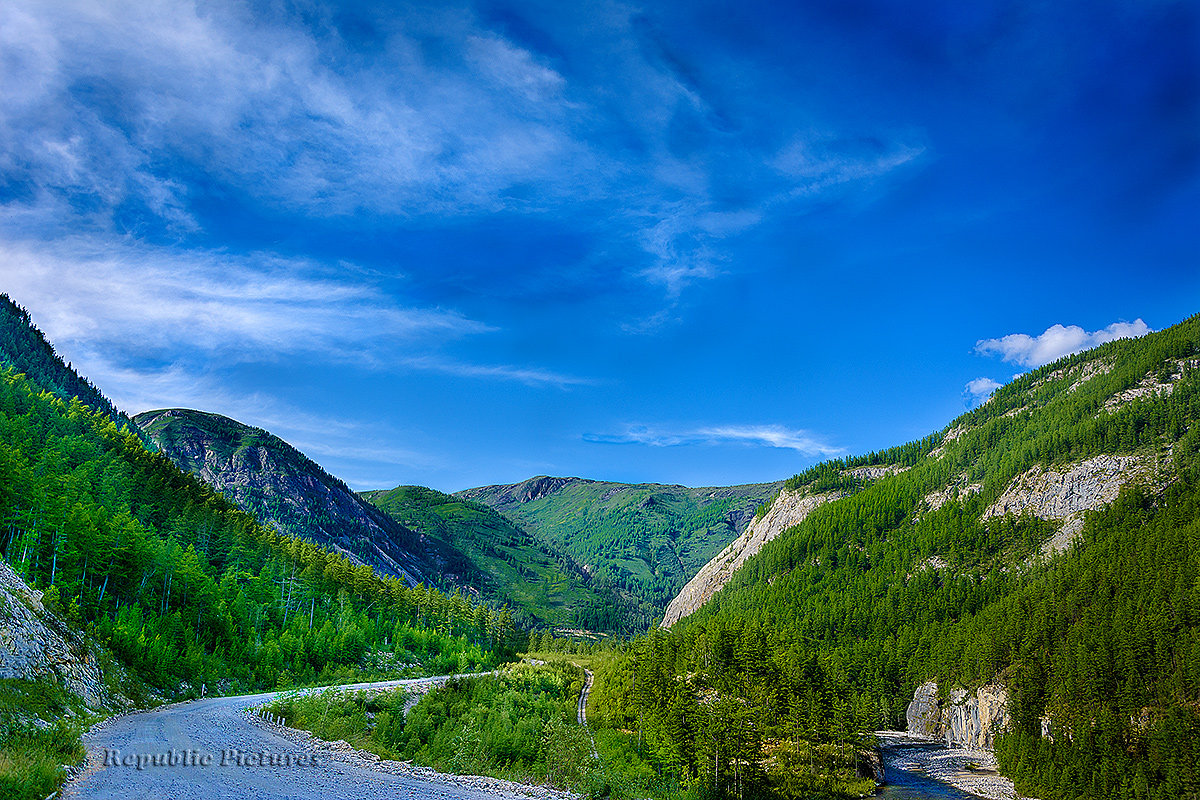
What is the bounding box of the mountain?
[133,408,472,588]
[361,485,636,631]
[458,476,783,628]
[0,292,478,591]
[591,314,1200,800]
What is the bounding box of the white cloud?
[585,423,842,456]
[964,377,1002,401]
[975,319,1152,368]
[773,136,925,195]
[466,35,567,102]
[0,0,932,319]
[0,0,586,222]
[0,236,594,400]
[56,357,441,481]
[0,236,487,364]
[399,355,596,389]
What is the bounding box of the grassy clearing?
[263,662,606,791]
[0,679,93,800]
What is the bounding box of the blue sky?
[1,0,1197,492]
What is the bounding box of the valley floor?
[876,732,1034,800]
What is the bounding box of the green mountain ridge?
[458,475,784,629]
[361,485,637,632]
[591,313,1200,800]
[0,296,133,434]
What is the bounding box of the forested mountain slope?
[362,485,639,631]
[0,295,132,433]
[0,371,518,688]
[593,314,1200,800]
[458,476,782,628]
[134,408,472,588]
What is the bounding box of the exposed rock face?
[906,680,1010,750]
[923,472,983,513]
[134,409,462,587]
[846,464,909,481]
[929,423,971,459]
[1033,357,1115,394]
[463,475,580,507]
[982,453,1159,555]
[0,559,115,709]
[906,680,942,737]
[1101,357,1197,413]
[661,488,840,627]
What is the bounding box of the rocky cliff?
[906,680,1010,750]
[0,559,120,710]
[134,409,472,588]
[661,487,840,627]
[982,452,1165,555]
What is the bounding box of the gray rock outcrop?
[0,559,115,709]
[982,453,1160,555]
[661,488,840,627]
[905,680,1010,750]
[134,409,444,587]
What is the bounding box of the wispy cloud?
[0,1,588,223]
[0,235,592,410]
[64,357,441,480]
[773,135,925,196]
[0,0,930,322]
[399,356,597,388]
[975,319,1152,368]
[0,236,487,364]
[585,423,843,456]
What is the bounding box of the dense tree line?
[591,315,1200,799]
[0,367,518,696]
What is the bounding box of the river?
[877,736,1014,800]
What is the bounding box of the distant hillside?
[0,294,134,432]
[134,408,474,588]
[458,476,783,627]
[362,485,638,632]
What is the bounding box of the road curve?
[63,675,518,800]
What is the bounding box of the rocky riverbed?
[877,732,1034,800]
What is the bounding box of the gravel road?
[62,676,553,800]
[575,669,592,726]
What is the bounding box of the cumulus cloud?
[964,377,1002,402]
[584,423,842,456]
[975,319,1152,368]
